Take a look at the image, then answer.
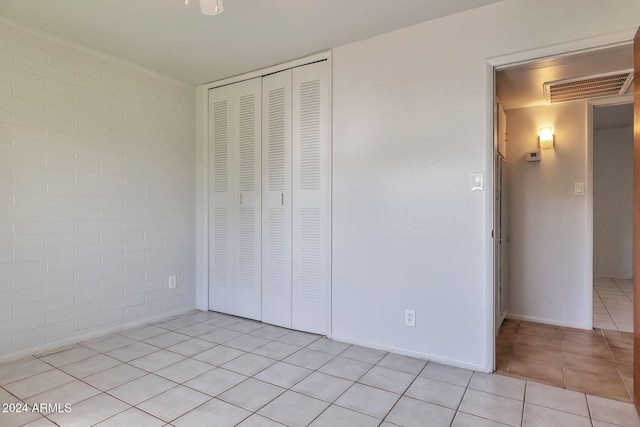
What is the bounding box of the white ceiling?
[0,0,500,86]
[496,44,633,110]
[594,103,633,131]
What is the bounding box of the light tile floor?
[594,277,634,332]
[1,310,639,427]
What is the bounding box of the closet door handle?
[239,193,243,205]
[281,193,284,205]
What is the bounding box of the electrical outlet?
[404,309,416,327]
[168,275,177,289]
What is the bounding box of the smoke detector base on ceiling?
[543,70,633,104]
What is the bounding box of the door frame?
[484,29,635,371]
[587,95,634,329]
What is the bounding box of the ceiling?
[0,0,500,86]
[594,103,633,131]
[496,44,633,110]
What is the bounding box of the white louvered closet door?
[208,84,235,313]
[262,70,293,328]
[209,78,262,320]
[291,61,331,334]
[233,78,262,320]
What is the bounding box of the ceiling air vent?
[543,70,633,104]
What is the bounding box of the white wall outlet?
[404,309,416,327]
[168,275,177,289]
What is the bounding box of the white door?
[261,70,293,328]
[209,78,262,320]
[291,61,331,335]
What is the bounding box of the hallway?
[496,319,633,403]
[594,277,634,332]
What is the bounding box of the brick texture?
[0,17,196,356]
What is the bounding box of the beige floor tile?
[469,372,525,400]
[173,398,251,427]
[376,353,427,375]
[237,414,286,426]
[144,332,191,348]
[3,369,75,399]
[452,412,511,427]
[525,381,589,416]
[59,354,121,378]
[310,404,379,427]
[291,371,354,403]
[218,378,285,411]
[254,362,312,388]
[192,345,244,366]
[458,389,523,427]
[522,403,591,427]
[108,374,177,405]
[420,362,473,387]
[318,356,372,381]
[224,334,271,352]
[358,366,415,394]
[81,334,137,353]
[221,353,276,376]
[334,383,400,419]
[183,367,247,397]
[258,390,329,427]
[48,393,130,426]
[283,348,334,370]
[340,345,387,364]
[120,325,167,341]
[587,394,640,427]
[155,358,213,383]
[24,380,101,411]
[306,337,351,355]
[195,328,243,345]
[83,363,146,391]
[129,349,185,372]
[275,330,321,347]
[94,407,165,427]
[405,376,465,409]
[136,385,210,422]
[165,338,216,356]
[106,341,158,362]
[385,396,455,427]
[40,347,98,368]
[253,341,300,360]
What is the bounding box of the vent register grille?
[544,70,633,104]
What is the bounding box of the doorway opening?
[593,103,634,333]
[492,44,635,403]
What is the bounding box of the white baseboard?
[507,313,591,330]
[330,334,490,373]
[0,306,198,364]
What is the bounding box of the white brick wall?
[593,126,633,279]
[0,17,196,358]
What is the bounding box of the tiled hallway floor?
[594,277,634,332]
[1,311,639,427]
[496,319,633,404]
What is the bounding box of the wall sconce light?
[538,126,554,149]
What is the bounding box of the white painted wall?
[505,102,592,328]
[594,126,634,278]
[330,0,640,370]
[0,18,196,360]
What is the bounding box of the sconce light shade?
[539,126,554,149]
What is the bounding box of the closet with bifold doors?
[208,60,331,335]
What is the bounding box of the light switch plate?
[471,173,484,191]
[574,182,584,196]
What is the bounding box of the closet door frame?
[196,51,332,335]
